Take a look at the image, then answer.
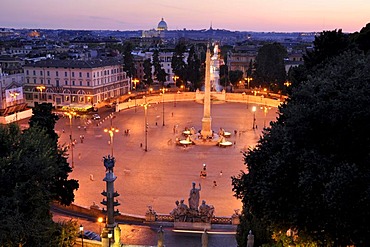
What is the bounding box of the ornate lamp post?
[252,106,256,130]
[65,111,77,168]
[36,85,46,102]
[160,88,167,126]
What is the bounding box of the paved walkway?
[54,100,278,246]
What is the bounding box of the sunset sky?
[1,0,369,32]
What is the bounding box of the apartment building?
[23,59,129,108]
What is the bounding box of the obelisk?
[201,46,212,138]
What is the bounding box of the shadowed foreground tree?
[0,104,79,246]
[232,51,370,246]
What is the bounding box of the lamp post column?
[252,106,256,130]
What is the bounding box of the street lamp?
[65,111,77,168]
[252,106,256,130]
[132,78,139,90]
[244,77,253,89]
[142,97,150,152]
[80,224,84,247]
[36,85,46,102]
[260,104,271,128]
[160,88,167,126]
[97,217,103,236]
[104,116,119,157]
[9,90,20,122]
[108,230,113,247]
[173,75,179,86]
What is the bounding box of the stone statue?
[103,155,115,172]
[170,200,180,221]
[178,199,189,222]
[188,182,201,210]
[199,200,214,223]
[247,230,254,247]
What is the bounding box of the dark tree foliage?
[152,49,167,87]
[232,51,370,246]
[303,29,350,70]
[228,70,244,85]
[219,64,229,87]
[0,124,78,246]
[143,58,153,85]
[351,22,370,54]
[171,41,187,86]
[186,45,202,90]
[152,49,161,78]
[28,103,79,206]
[254,42,287,91]
[29,103,59,141]
[122,41,136,78]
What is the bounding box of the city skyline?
[1,0,369,32]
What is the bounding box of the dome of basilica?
[157,18,168,31]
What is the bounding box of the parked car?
[92,114,101,120]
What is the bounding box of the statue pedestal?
[174,222,211,230]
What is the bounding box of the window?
[80,81,82,86]
[41,79,43,84]
[65,96,69,101]
[56,80,60,87]
[27,78,29,83]
[33,79,36,84]
[47,79,50,85]
[79,72,82,77]
[33,70,36,76]
[72,81,75,86]
[26,70,29,75]
[56,71,59,77]
[87,81,90,86]
[65,81,68,85]
[72,72,75,77]
[65,72,67,77]
[40,71,43,76]
[87,72,90,78]
[47,71,50,76]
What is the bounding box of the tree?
[228,70,244,85]
[28,103,79,206]
[0,124,78,246]
[122,41,136,79]
[171,41,187,87]
[186,45,202,90]
[143,58,153,86]
[152,49,167,87]
[351,22,370,54]
[254,42,287,91]
[303,29,350,70]
[232,51,370,246]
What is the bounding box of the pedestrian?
[78,153,81,159]
[78,125,81,131]
[172,112,174,117]
[213,181,217,187]
[89,174,94,181]
[84,126,87,131]
[219,170,223,176]
[62,128,65,133]
[234,129,237,135]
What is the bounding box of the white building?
[23,59,130,108]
